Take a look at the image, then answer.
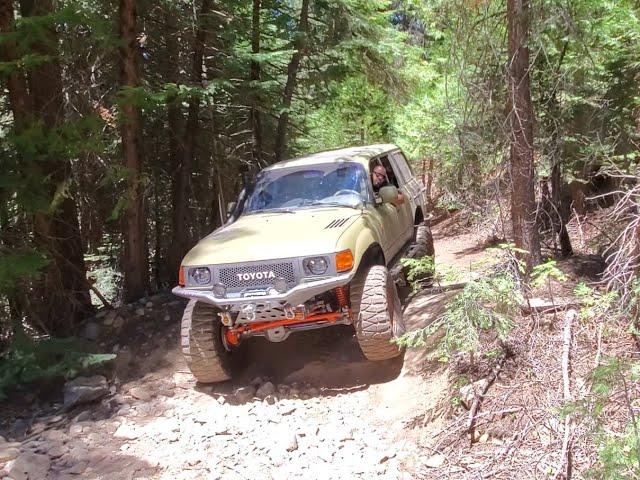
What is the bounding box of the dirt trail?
[1,220,486,480]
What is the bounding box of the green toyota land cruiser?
[172,144,434,383]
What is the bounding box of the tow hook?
[219,311,233,327]
[284,305,296,320]
[241,304,256,321]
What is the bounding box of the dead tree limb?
[553,308,576,480]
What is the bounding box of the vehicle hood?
[181,208,361,266]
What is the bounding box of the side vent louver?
[325,218,350,229]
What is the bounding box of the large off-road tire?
[181,300,242,383]
[414,223,435,259]
[354,265,405,361]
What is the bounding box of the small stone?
[256,382,276,399]
[117,404,131,416]
[69,424,84,436]
[63,375,109,410]
[67,461,87,475]
[379,448,397,463]
[48,444,68,458]
[479,432,489,443]
[114,424,140,440]
[286,434,298,452]
[217,396,226,405]
[145,302,153,308]
[135,308,145,316]
[424,454,446,468]
[73,411,91,423]
[308,387,320,397]
[9,453,50,480]
[129,386,153,402]
[263,395,277,405]
[0,444,20,462]
[250,377,264,386]
[163,315,171,322]
[234,386,256,403]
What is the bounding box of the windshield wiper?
[305,201,359,209]
[253,207,296,214]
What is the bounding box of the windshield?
[244,162,371,214]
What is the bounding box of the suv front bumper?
[172,272,353,309]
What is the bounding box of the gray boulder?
[63,376,109,410]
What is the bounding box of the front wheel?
[354,265,405,361]
[181,300,244,383]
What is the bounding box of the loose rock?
[8,452,50,480]
[63,376,109,410]
[114,424,140,440]
[424,454,446,468]
[256,382,276,399]
[129,386,153,402]
[234,386,256,403]
[0,443,21,463]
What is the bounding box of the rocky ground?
[0,224,467,480]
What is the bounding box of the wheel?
[354,265,405,361]
[181,300,244,383]
[414,223,435,259]
[405,224,435,284]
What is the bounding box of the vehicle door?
[370,155,404,259]
[392,150,426,219]
[383,153,414,247]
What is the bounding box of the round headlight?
[190,267,211,285]
[303,257,328,275]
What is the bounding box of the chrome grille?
[219,262,296,288]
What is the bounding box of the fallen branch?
[467,353,507,443]
[552,309,576,480]
[520,299,584,316]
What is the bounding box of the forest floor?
[0,211,636,479]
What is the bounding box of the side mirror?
[226,201,237,218]
[379,185,399,205]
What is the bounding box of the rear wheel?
[354,265,405,361]
[181,300,244,383]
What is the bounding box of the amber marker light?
[178,266,186,287]
[335,249,354,273]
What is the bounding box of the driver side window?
[370,155,401,188]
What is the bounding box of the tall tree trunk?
[273,0,310,163]
[250,0,263,165]
[507,0,541,269]
[13,0,92,333]
[164,8,182,284]
[169,0,212,282]
[119,0,149,301]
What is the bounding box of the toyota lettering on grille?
[237,271,276,282]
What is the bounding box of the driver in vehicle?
[371,165,405,205]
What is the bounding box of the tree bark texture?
[507,0,541,269]
[119,0,149,301]
[169,0,212,283]
[274,0,310,163]
[9,0,93,332]
[250,0,263,165]
[164,7,183,285]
